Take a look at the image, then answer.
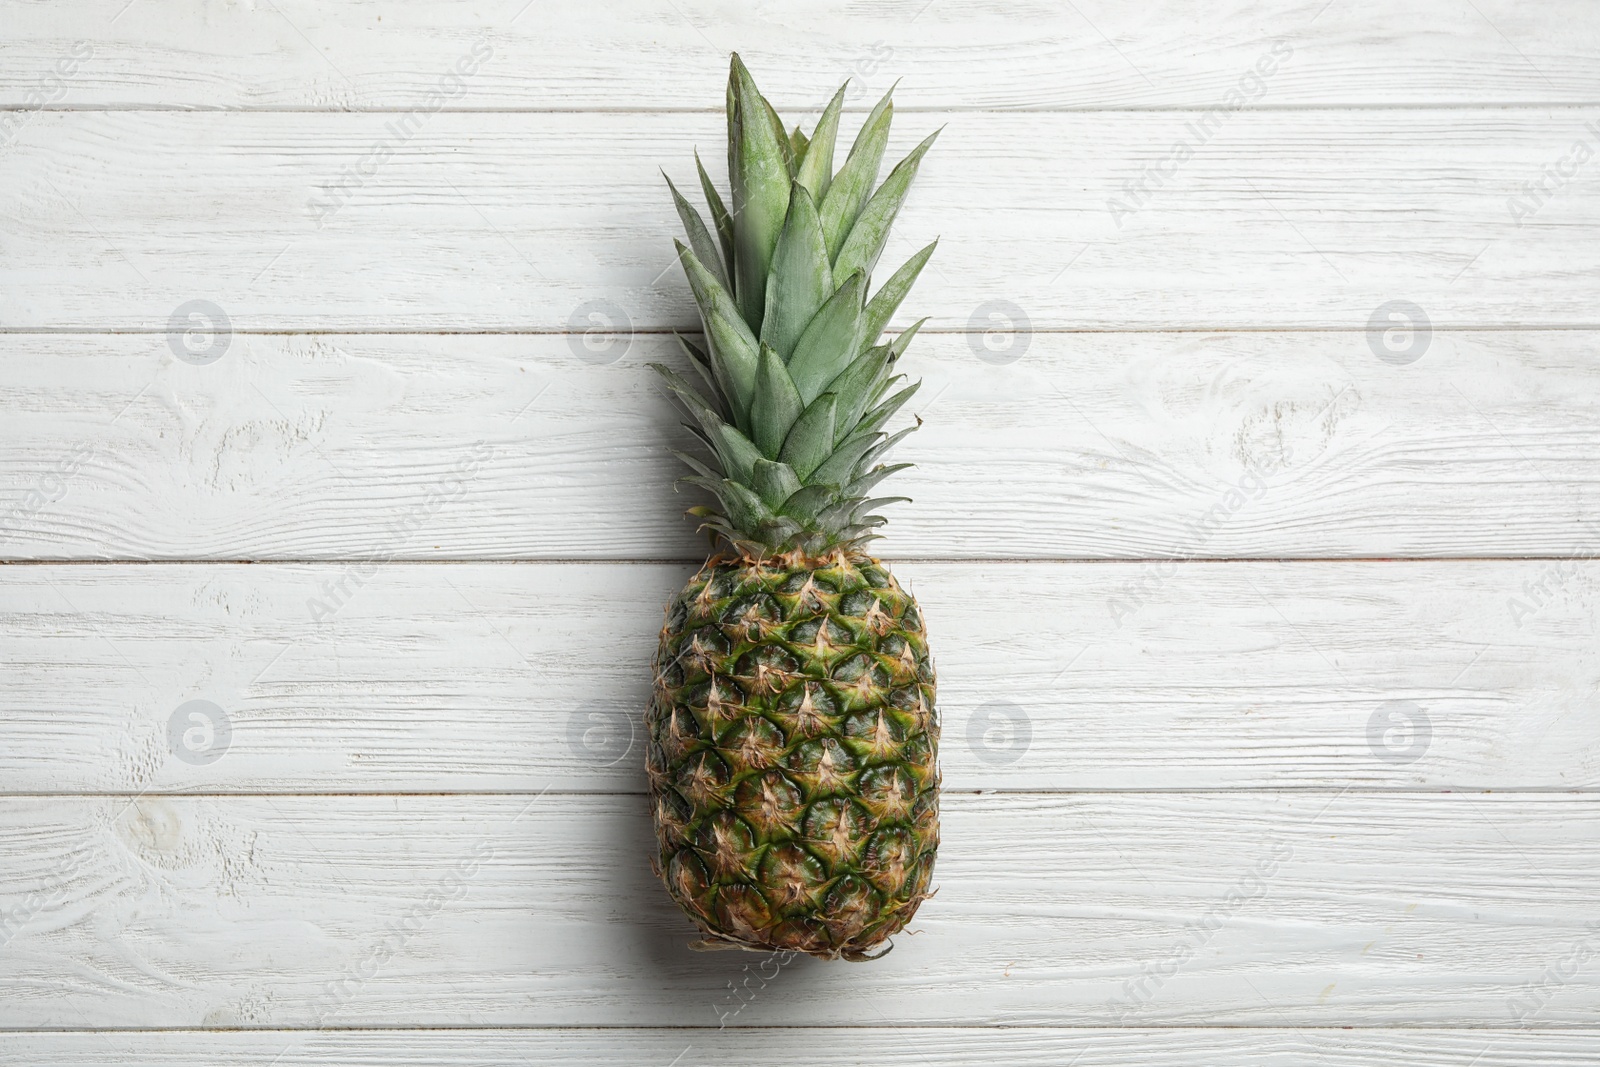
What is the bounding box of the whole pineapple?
[646,55,940,962]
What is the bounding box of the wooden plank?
[1,793,1596,1027]
[4,110,1598,331]
[1,560,1595,793]
[4,330,1599,560]
[4,1028,1600,1066]
[3,0,1598,111]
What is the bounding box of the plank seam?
[7,1023,1600,1032]
[6,325,1600,336]
[3,557,1596,566]
[5,790,1596,799]
[7,103,1600,115]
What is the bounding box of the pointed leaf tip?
[751,343,804,458]
[795,82,848,202]
[760,181,832,361]
[832,127,940,284]
[818,86,895,264]
[726,54,793,331]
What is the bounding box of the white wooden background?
[3,2,1599,1064]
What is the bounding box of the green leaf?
[680,421,713,453]
[760,184,832,361]
[870,375,908,409]
[844,462,913,498]
[695,150,735,279]
[790,125,810,162]
[709,422,766,486]
[665,172,728,290]
[818,495,908,533]
[807,428,882,487]
[814,497,858,534]
[853,380,920,441]
[778,484,836,522]
[680,474,722,498]
[835,524,885,545]
[820,342,891,432]
[716,477,768,532]
[676,240,758,424]
[669,449,718,481]
[786,272,867,405]
[673,330,723,410]
[858,424,918,472]
[750,457,802,509]
[750,343,804,458]
[757,514,803,546]
[833,128,940,284]
[795,83,847,201]
[650,362,764,483]
[764,97,797,178]
[871,371,905,404]
[851,496,911,521]
[649,361,717,425]
[687,509,737,541]
[890,316,927,360]
[675,329,710,365]
[818,86,894,264]
[778,392,837,480]
[862,241,936,347]
[727,54,793,329]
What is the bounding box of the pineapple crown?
[651,53,939,563]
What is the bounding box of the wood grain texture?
[2,793,1597,1028]
[1,560,1595,794]
[4,111,1599,331]
[3,331,1599,560]
[6,1028,1600,1066]
[3,0,1599,111]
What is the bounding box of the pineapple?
[646,54,940,962]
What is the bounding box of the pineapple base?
[646,554,940,962]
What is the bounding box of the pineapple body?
[648,54,942,959]
[648,554,938,960]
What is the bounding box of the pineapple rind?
[649,554,939,961]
